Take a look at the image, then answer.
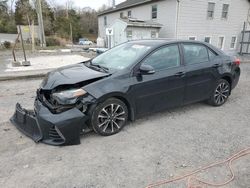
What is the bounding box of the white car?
[79,38,93,45]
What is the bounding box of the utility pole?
[66,1,73,45]
[36,0,46,47]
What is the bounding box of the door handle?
[212,64,221,68]
[175,72,185,77]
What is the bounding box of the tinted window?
[183,44,209,65]
[92,43,151,70]
[208,48,217,60]
[143,45,180,71]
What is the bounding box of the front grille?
[49,126,65,143]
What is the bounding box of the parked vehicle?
[11,40,240,146]
[79,38,93,45]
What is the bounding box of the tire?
[207,79,231,106]
[91,98,128,136]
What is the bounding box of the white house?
[98,0,250,54]
[110,18,162,47]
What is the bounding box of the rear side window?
[143,45,180,71]
[208,48,217,60]
[183,44,209,65]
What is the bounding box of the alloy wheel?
[214,82,230,105]
[97,103,126,133]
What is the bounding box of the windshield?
[91,43,152,70]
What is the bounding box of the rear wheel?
[91,98,128,136]
[208,79,231,106]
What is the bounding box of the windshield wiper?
[86,61,109,73]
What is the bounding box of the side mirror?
[139,64,155,75]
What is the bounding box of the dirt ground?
[0,64,249,188]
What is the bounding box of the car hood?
[40,63,109,90]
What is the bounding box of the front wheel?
[91,98,128,136]
[208,79,231,106]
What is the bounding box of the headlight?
[52,88,87,102]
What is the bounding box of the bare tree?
[0,0,8,11]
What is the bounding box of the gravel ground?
[0,64,249,188]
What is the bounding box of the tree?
[0,0,16,33]
[0,0,7,11]
[15,0,35,25]
[40,0,54,35]
[79,8,98,35]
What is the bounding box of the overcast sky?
[53,0,126,10]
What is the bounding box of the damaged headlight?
[52,88,87,105]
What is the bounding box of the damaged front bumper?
[10,99,89,146]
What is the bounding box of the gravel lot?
[0,64,249,188]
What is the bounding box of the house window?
[207,2,215,19]
[188,36,196,40]
[120,12,124,18]
[218,36,225,49]
[104,16,107,26]
[204,37,211,43]
[151,31,157,38]
[128,10,132,18]
[222,4,229,19]
[127,30,132,39]
[152,5,157,19]
[230,36,237,49]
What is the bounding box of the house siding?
[98,0,177,40]
[177,0,250,53]
[98,0,250,53]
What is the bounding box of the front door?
[129,44,186,116]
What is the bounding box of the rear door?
[182,43,221,104]
[129,44,186,116]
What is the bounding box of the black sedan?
[11,40,240,145]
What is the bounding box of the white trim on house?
[218,36,225,50]
[230,36,237,49]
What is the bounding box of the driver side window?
[143,45,180,71]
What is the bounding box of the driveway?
[0,64,249,188]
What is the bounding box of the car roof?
[127,39,224,55]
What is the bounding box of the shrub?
[3,41,11,49]
[46,37,60,46]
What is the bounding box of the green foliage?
[1,0,98,45]
[3,41,11,49]
[15,0,35,25]
[46,37,60,46]
[0,5,17,33]
[0,0,7,11]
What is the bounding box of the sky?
[53,0,126,10]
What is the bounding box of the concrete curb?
[0,72,46,81]
[0,69,52,81]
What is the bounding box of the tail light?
[234,58,240,66]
